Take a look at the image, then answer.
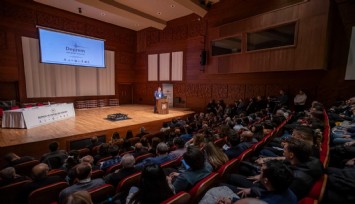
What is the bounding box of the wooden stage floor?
[0,105,194,158]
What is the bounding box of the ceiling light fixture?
[100,12,106,16]
[170,4,175,8]
[157,12,162,15]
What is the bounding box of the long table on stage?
[1,103,75,129]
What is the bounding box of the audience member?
[104,154,138,187]
[40,141,68,169]
[3,152,35,168]
[99,145,121,171]
[126,164,174,204]
[169,137,186,159]
[135,142,172,170]
[21,163,63,203]
[0,167,29,187]
[135,127,149,138]
[204,142,229,170]
[65,190,93,204]
[167,146,213,193]
[59,162,105,204]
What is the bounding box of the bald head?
[76,162,92,180]
[32,163,49,180]
[0,167,16,180]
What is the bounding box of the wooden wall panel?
[0,0,136,104]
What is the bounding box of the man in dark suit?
[104,154,138,186]
[154,87,164,113]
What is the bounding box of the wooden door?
[118,84,133,104]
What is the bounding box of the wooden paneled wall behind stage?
[133,0,355,111]
[0,0,136,103]
[1,0,355,111]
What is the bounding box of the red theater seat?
[115,171,141,193]
[28,182,68,204]
[161,191,191,204]
[188,172,220,204]
[88,184,115,203]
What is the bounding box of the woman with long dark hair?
[126,164,174,204]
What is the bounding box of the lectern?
[156,98,169,114]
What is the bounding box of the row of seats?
[75,99,119,109]
[298,110,330,204]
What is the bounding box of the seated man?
[168,137,186,159]
[134,142,172,170]
[104,154,139,186]
[59,162,105,204]
[3,152,34,168]
[166,146,213,193]
[0,167,30,187]
[40,141,68,169]
[99,145,121,171]
[21,163,63,203]
[135,127,149,138]
[228,137,323,200]
[131,142,148,157]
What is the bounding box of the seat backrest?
[91,169,105,180]
[188,172,220,204]
[213,138,226,148]
[14,160,40,177]
[216,157,240,178]
[97,156,113,165]
[77,148,90,157]
[116,171,141,193]
[48,169,67,180]
[236,148,253,161]
[0,107,3,117]
[307,174,328,202]
[105,163,122,175]
[28,181,68,204]
[160,157,182,169]
[161,191,191,204]
[89,184,115,203]
[10,106,20,110]
[135,153,154,164]
[0,179,32,203]
[128,137,140,146]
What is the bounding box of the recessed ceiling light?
[135,23,140,26]
[157,12,162,15]
[100,12,106,16]
[170,4,175,8]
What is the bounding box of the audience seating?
[161,157,182,169]
[135,153,154,164]
[188,172,220,204]
[115,171,141,193]
[28,181,68,204]
[10,106,20,110]
[77,147,90,157]
[91,145,101,155]
[97,156,113,165]
[216,157,240,179]
[88,184,115,203]
[213,137,226,148]
[48,169,67,180]
[91,169,105,179]
[0,179,32,203]
[0,107,3,117]
[14,159,40,177]
[105,163,122,175]
[128,137,140,146]
[161,191,191,204]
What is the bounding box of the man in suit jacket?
[104,154,139,186]
[154,87,164,113]
[59,162,105,204]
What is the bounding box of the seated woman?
[167,146,213,193]
[204,142,229,170]
[126,164,174,204]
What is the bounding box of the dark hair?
[227,134,240,147]
[99,143,110,156]
[109,145,119,157]
[263,160,293,192]
[112,132,120,140]
[126,130,134,139]
[49,142,59,152]
[293,126,314,142]
[285,137,312,162]
[130,164,173,204]
[173,137,185,149]
[183,146,205,170]
[76,163,92,180]
[4,153,17,162]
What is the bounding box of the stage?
[0,105,194,162]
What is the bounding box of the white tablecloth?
[1,103,75,129]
